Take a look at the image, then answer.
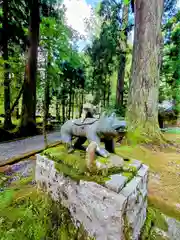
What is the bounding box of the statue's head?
[97,112,124,137]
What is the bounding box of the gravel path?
[0,132,61,164]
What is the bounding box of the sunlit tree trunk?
[126,0,164,143]
[20,0,40,135]
[116,3,129,107]
[2,0,13,129]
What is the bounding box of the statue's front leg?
[96,146,110,158]
[87,134,110,158]
[61,134,74,153]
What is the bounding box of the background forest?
[0,0,179,143]
[0,1,180,239]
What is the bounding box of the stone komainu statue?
[60,113,126,158]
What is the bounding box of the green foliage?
[141,207,168,240]
[0,188,93,240]
[85,0,132,109]
[161,10,180,115]
[123,0,130,5]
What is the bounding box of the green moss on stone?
[123,214,133,240]
[43,145,140,185]
[55,162,110,184]
[44,145,87,173]
[122,172,134,181]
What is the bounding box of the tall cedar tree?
[116,2,129,107]
[126,0,164,143]
[20,0,40,135]
[2,0,13,129]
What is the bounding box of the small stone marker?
[105,174,127,193]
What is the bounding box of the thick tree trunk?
[20,0,40,135]
[2,0,13,130]
[126,0,164,143]
[116,3,129,107]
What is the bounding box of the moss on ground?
[0,187,94,240]
[115,133,180,221]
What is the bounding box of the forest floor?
[117,131,180,220]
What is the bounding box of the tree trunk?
[68,79,72,120]
[116,3,129,107]
[79,91,84,118]
[2,0,13,130]
[62,86,66,123]
[43,96,48,148]
[126,0,164,143]
[10,84,24,116]
[45,55,50,121]
[71,91,74,119]
[56,96,60,121]
[20,0,40,135]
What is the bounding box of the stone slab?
[120,176,142,198]
[105,174,127,193]
[137,164,149,178]
[36,154,149,240]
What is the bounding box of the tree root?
[125,129,180,152]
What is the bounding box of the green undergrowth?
[0,187,94,240]
[43,145,137,184]
[141,207,169,240]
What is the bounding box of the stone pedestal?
[36,154,149,240]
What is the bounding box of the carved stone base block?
[36,154,149,240]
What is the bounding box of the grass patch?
[0,187,94,240]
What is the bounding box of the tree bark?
[10,84,24,116]
[2,0,13,130]
[126,0,164,143]
[56,96,60,121]
[45,54,50,121]
[20,0,40,135]
[116,3,129,107]
[43,96,48,148]
[62,84,66,123]
[68,79,72,120]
